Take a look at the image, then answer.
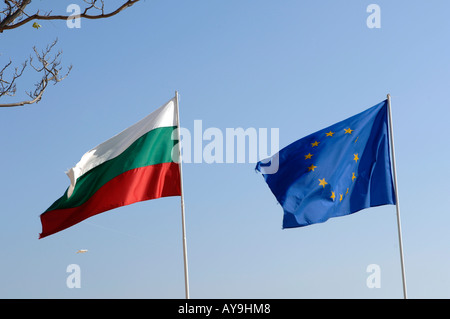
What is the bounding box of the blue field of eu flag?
[256,100,396,228]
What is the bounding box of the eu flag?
[256,100,396,228]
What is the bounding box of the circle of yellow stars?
[304,127,359,203]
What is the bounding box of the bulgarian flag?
[39,97,182,238]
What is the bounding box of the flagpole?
[175,91,190,299]
[386,94,407,299]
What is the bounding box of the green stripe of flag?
[46,126,177,212]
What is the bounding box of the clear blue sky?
[1,0,449,298]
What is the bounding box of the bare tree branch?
[0,0,32,32]
[0,0,140,107]
[0,0,140,32]
[0,59,27,98]
[0,38,72,107]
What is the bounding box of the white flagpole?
[387,94,408,299]
[175,91,190,299]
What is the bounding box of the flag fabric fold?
[256,100,396,228]
[39,98,181,238]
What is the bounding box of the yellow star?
[352,172,356,181]
[325,131,335,137]
[354,136,359,143]
[311,141,320,147]
[330,191,336,201]
[353,153,359,163]
[339,194,343,202]
[318,178,328,188]
[346,188,349,195]
[344,128,354,134]
[307,164,317,172]
[304,153,313,160]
